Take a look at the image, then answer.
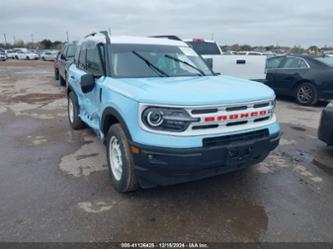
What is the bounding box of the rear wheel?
[54,69,59,80]
[60,75,66,86]
[67,92,85,130]
[106,124,138,193]
[295,82,318,106]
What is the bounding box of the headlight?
[270,98,276,114]
[142,107,199,132]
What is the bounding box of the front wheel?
[67,92,85,130]
[295,82,318,106]
[106,124,138,193]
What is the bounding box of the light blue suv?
[67,31,280,192]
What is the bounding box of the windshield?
[316,57,333,67]
[110,44,214,78]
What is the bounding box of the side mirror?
[81,74,95,93]
[204,58,213,69]
[60,54,66,60]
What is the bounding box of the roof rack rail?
[150,35,182,41]
[84,30,110,44]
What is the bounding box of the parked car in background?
[6,49,17,59]
[318,101,333,146]
[41,51,58,61]
[59,42,77,86]
[15,50,39,60]
[266,55,333,105]
[54,52,61,80]
[67,32,280,192]
[184,38,267,80]
[0,49,7,61]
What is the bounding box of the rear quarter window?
[267,57,284,69]
[186,41,221,55]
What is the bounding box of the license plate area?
[227,144,254,164]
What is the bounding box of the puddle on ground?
[78,201,116,213]
[59,135,107,177]
[12,93,64,104]
[288,105,319,113]
[111,195,268,242]
[313,159,333,176]
[290,126,307,132]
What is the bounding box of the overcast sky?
[1,0,333,47]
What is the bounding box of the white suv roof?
[83,33,188,47]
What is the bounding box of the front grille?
[203,129,269,147]
[191,109,218,115]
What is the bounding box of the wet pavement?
[0,60,333,242]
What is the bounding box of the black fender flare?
[101,107,132,141]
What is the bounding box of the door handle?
[70,76,75,79]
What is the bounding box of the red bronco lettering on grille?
[204,110,269,123]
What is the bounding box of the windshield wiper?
[132,51,169,77]
[164,54,206,76]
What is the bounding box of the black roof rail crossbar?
[84,31,110,44]
[150,35,182,41]
[84,32,97,38]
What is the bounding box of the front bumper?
[318,108,333,145]
[131,129,280,188]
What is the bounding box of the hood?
[105,75,275,106]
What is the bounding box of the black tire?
[295,82,318,106]
[60,75,66,86]
[67,91,85,130]
[54,69,59,80]
[26,56,30,60]
[106,124,138,193]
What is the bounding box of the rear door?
[59,46,68,78]
[270,56,310,95]
[265,56,285,91]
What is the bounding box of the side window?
[74,48,80,65]
[282,57,308,69]
[78,48,86,70]
[267,57,284,69]
[62,46,68,58]
[86,47,103,76]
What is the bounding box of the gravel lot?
[0,60,333,242]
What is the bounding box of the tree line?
[0,39,331,55]
[0,39,63,50]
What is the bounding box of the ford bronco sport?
[67,31,280,192]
